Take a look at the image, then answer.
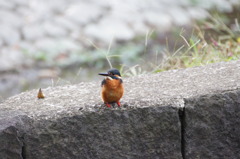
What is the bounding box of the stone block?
[184,90,240,159]
[0,61,240,158]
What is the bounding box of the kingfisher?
[98,68,124,108]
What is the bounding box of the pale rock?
[28,1,54,21]
[144,11,172,31]
[131,20,149,35]
[43,21,68,37]
[109,0,140,12]
[162,0,190,6]
[45,0,68,13]
[19,6,40,24]
[110,8,140,23]
[0,1,15,9]
[22,24,45,41]
[34,38,58,52]
[175,0,192,6]
[194,0,232,11]
[168,7,190,26]
[0,48,25,71]
[18,41,36,53]
[69,30,81,40]
[106,10,148,35]
[12,0,28,6]
[96,0,121,9]
[16,6,31,16]
[0,39,3,47]
[35,38,81,53]
[0,25,20,45]
[84,18,134,43]
[229,0,240,5]
[66,2,102,25]
[54,17,78,32]
[188,0,211,9]
[188,7,209,20]
[215,0,233,12]
[92,0,112,8]
[0,9,23,28]
[109,6,148,34]
[145,0,167,9]
[58,39,81,51]
[38,68,60,78]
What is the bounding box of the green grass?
[22,14,240,78]
[120,15,240,76]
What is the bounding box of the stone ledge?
[184,90,240,159]
[0,60,239,158]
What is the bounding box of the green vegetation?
[120,14,240,77]
[20,11,240,80]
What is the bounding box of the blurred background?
[0,0,240,102]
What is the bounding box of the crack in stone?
[178,106,186,159]
[19,135,27,159]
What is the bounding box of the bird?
[37,88,45,99]
[98,68,124,108]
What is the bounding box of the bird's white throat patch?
[106,76,113,80]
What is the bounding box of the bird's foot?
[106,103,111,108]
[117,101,121,107]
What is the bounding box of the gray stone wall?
[0,60,239,158]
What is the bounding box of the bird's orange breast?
[101,78,124,103]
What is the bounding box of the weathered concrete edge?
[182,88,240,159]
[0,105,183,158]
[2,89,240,158]
[0,112,32,159]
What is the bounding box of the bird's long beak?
[98,72,109,76]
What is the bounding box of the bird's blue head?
[98,68,121,77]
